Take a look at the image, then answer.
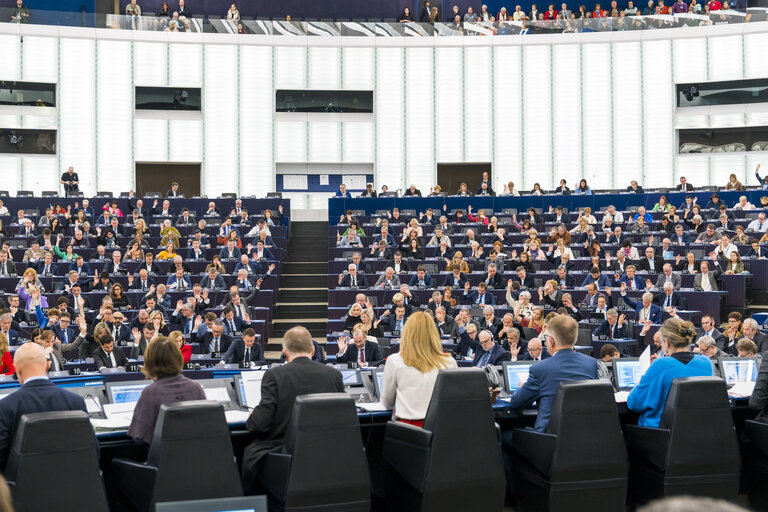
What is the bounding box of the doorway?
[135,163,201,197]
[436,163,492,195]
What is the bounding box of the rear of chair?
[6,411,108,512]
[258,393,370,512]
[625,377,740,505]
[382,367,505,512]
[113,400,242,511]
[511,380,627,512]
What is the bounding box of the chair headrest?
[292,393,358,430]
[423,368,491,431]
[547,380,617,434]
[16,411,92,453]
[661,376,729,428]
[155,400,228,440]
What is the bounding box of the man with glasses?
[695,336,731,377]
[696,314,725,350]
[472,330,509,367]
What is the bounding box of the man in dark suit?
[221,328,266,365]
[0,250,16,276]
[519,338,551,361]
[592,309,630,339]
[656,282,686,311]
[636,247,665,273]
[675,176,693,192]
[91,333,128,369]
[338,264,368,288]
[242,326,344,493]
[104,250,128,275]
[219,240,242,261]
[512,266,535,289]
[0,343,88,470]
[621,291,663,324]
[202,320,233,354]
[166,182,181,198]
[472,329,509,367]
[696,314,727,351]
[128,269,155,292]
[743,318,768,354]
[336,328,384,366]
[442,269,468,289]
[481,264,504,289]
[508,315,598,431]
[478,306,503,336]
[0,313,19,346]
[408,266,433,288]
[463,282,496,305]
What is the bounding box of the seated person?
[408,266,433,288]
[128,336,205,446]
[627,318,712,426]
[462,281,496,305]
[621,290,663,324]
[241,327,343,494]
[92,332,128,369]
[380,312,457,427]
[592,309,629,339]
[337,326,383,366]
[472,329,509,367]
[221,328,266,365]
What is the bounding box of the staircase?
[267,221,328,356]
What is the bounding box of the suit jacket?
[617,275,644,290]
[92,346,128,369]
[103,262,128,275]
[222,339,266,365]
[0,379,87,470]
[51,335,86,370]
[521,349,552,361]
[513,275,535,289]
[693,271,720,291]
[339,273,369,288]
[509,349,598,431]
[656,292,686,310]
[479,317,503,335]
[480,272,504,289]
[137,261,163,275]
[696,327,727,351]
[0,260,17,276]
[0,330,19,346]
[199,275,226,290]
[242,357,344,488]
[201,332,233,354]
[129,277,155,291]
[750,355,768,423]
[166,275,193,291]
[636,256,666,273]
[374,274,401,288]
[654,273,681,290]
[218,247,242,260]
[442,272,468,289]
[336,341,384,365]
[472,344,509,367]
[463,290,497,306]
[622,295,663,324]
[592,320,630,339]
[435,317,457,337]
[408,273,434,288]
[186,247,208,261]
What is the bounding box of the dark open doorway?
[135,163,202,198]
[436,163,492,195]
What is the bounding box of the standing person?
[60,166,79,196]
[380,311,457,426]
[241,326,344,493]
[128,337,205,445]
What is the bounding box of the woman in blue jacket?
[627,318,712,427]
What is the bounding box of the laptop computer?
[718,356,759,385]
[502,361,537,394]
[612,357,644,391]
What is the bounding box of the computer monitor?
[155,495,267,512]
[719,356,759,384]
[371,368,385,400]
[55,377,106,415]
[340,369,363,387]
[502,361,536,393]
[612,358,643,391]
[106,381,152,404]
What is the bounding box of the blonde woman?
[149,310,170,336]
[159,219,181,248]
[577,207,597,225]
[380,311,457,426]
[344,303,364,331]
[446,251,470,273]
[134,218,149,236]
[503,181,519,196]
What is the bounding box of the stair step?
[278,289,327,301]
[279,274,328,287]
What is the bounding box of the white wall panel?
[59,38,95,194]
[552,44,581,184]
[464,46,491,164]
[134,41,167,86]
[435,47,462,164]
[0,158,21,194]
[308,47,340,89]
[405,47,434,191]
[673,38,707,84]
[96,40,133,193]
[342,47,374,89]
[308,121,340,162]
[612,41,642,189]
[239,45,274,194]
[643,40,674,187]
[20,37,57,83]
[275,46,307,89]
[275,122,307,162]
[708,35,742,82]
[134,118,168,162]
[21,157,56,193]
[710,153,747,188]
[203,44,237,195]
[709,112,746,128]
[343,121,373,163]
[169,119,201,162]
[492,46,522,191]
[744,33,768,78]
[169,44,202,87]
[581,43,611,188]
[0,35,20,81]
[676,157,708,190]
[522,45,551,189]
[375,47,404,190]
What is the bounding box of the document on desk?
[224,410,252,425]
[104,402,137,420]
[639,345,651,375]
[240,371,265,408]
[203,387,231,403]
[614,391,631,403]
[728,381,755,398]
[357,402,389,412]
[84,396,102,414]
[91,417,132,430]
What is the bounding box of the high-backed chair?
[510,381,627,512]
[741,420,768,510]
[112,401,242,511]
[5,411,108,512]
[258,394,370,512]
[382,368,505,512]
[624,377,740,505]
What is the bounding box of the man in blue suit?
[620,288,663,324]
[463,282,496,305]
[509,315,598,431]
[616,265,645,291]
[408,266,433,288]
[0,314,19,346]
[580,267,612,288]
[671,224,691,245]
[0,343,87,470]
[472,330,510,367]
[221,328,267,365]
[592,309,630,339]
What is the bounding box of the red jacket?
[544,9,558,18]
[0,351,14,375]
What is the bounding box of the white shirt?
[379,353,458,420]
[701,272,712,291]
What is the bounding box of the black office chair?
[382,368,505,512]
[257,394,370,512]
[510,381,627,512]
[741,420,768,510]
[5,411,108,512]
[112,401,242,511]
[624,377,740,506]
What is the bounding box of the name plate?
[598,334,608,340]
[211,351,222,359]
[126,362,140,372]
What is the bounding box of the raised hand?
[337,335,349,352]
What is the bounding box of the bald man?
[0,343,87,470]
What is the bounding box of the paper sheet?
[224,410,251,424]
[240,371,266,408]
[90,417,131,430]
[639,345,651,375]
[614,391,631,403]
[84,396,102,414]
[357,402,389,412]
[203,387,231,403]
[103,402,137,422]
[728,381,755,398]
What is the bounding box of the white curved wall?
[0,22,767,198]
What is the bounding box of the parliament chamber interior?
[3,0,768,510]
